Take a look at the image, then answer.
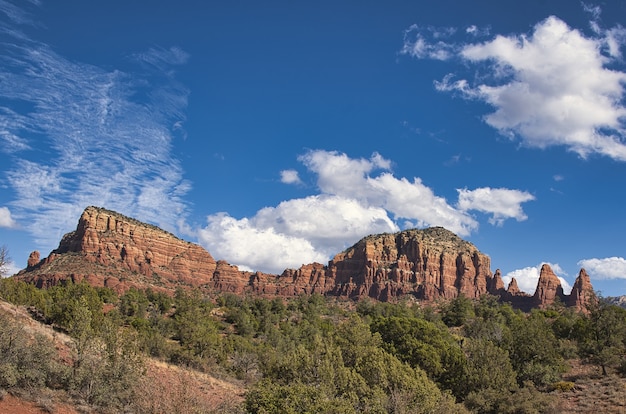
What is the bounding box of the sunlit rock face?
[16,206,217,293]
[15,207,595,311]
[327,227,496,302]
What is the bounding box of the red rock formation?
[13,206,595,312]
[507,278,520,295]
[327,227,496,302]
[490,269,505,293]
[26,251,40,269]
[567,268,595,311]
[16,206,217,293]
[533,264,565,308]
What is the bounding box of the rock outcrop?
[15,206,595,311]
[17,206,217,293]
[26,251,40,269]
[533,264,566,308]
[567,268,595,311]
[326,227,496,301]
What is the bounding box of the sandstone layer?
[15,206,594,310]
[19,206,218,293]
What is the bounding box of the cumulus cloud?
[0,3,190,249]
[404,13,626,161]
[502,263,572,295]
[457,187,535,225]
[280,169,302,185]
[0,207,17,228]
[577,257,626,280]
[198,195,398,273]
[199,150,534,273]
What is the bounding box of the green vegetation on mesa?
[0,277,625,414]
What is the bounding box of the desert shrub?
[145,288,172,314]
[548,381,575,392]
[45,281,106,333]
[245,379,356,414]
[0,278,46,309]
[0,311,68,391]
[464,382,557,414]
[119,288,150,318]
[70,318,144,410]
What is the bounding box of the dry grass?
[553,359,626,413]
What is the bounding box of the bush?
[548,381,575,392]
[0,311,68,391]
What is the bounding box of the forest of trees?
[0,276,625,413]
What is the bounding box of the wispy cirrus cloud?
[402,10,626,161]
[199,149,534,273]
[0,2,190,249]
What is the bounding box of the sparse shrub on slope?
[0,311,68,391]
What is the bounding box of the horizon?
[1,1,626,296]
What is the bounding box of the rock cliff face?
[567,268,595,311]
[18,206,217,293]
[15,206,594,310]
[533,264,566,308]
[327,227,496,301]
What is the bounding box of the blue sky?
[1,0,626,297]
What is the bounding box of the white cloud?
[0,6,191,250]
[198,212,329,274]
[3,260,21,277]
[199,195,399,273]
[299,150,481,236]
[405,15,626,161]
[502,263,572,295]
[456,187,535,226]
[298,150,391,197]
[577,257,626,280]
[0,207,17,228]
[400,24,458,60]
[198,150,533,273]
[280,169,302,185]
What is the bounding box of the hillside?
[0,283,625,413]
[0,297,245,413]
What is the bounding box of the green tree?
[171,289,221,364]
[462,338,516,395]
[442,295,475,327]
[119,288,150,319]
[45,281,106,333]
[577,299,626,375]
[507,311,565,386]
[370,315,467,397]
[0,277,46,309]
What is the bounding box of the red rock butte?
[15,206,595,311]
